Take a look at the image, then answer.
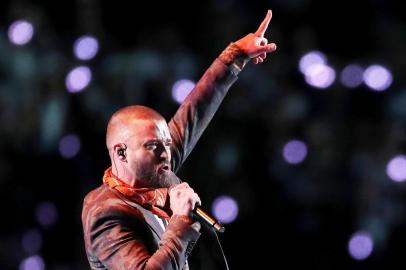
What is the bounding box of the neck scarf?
[103,167,171,219]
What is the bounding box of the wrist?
[219,42,250,75]
[170,214,194,225]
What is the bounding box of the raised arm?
[169,10,277,172]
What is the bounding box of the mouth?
[159,164,170,172]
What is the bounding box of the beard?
[135,164,178,188]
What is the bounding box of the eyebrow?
[143,138,172,145]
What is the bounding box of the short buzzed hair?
[106,105,164,150]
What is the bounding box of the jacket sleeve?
[88,205,200,270]
[169,58,239,172]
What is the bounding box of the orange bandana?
[103,167,171,219]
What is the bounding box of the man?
[82,10,277,270]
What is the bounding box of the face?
[124,119,176,188]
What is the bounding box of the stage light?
[304,63,336,89]
[340,64,364,88]
[19,255,44,270]
[65,66,92,93]
[35,201,58,228]
[73,35,99,60]
[363,65,393,91]
[8,20,34,45]
[59,134,81,159]
[386,155,406,182]
[348,231,374,260]
[22,229,43,254]
[171,79,195,104]
[212,195,239,224]
[282,139,308,164]
[299,51,327,74]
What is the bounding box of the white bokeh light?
[8,20,34,45]
[348,231,374,260]
[386,155,406,182]
[363,65,393,91]
[282,139,308,164]
[304,63,336,89]
[340,64,364,88]
[171,79,195,104]
[212,195,239,224]
[73,35,99,60]
[65,66,92,93]
[299,51,327,74]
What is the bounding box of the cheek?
[131,151,156,167]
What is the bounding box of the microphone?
[169,171,225,233]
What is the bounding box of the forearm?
[169,43,249,171]
[145,215,200,269]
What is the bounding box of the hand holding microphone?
[169,182,201,217]
[168,171,225,233]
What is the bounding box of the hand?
[234,10,277,64]
[169,182,201,217]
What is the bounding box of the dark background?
[1,0,406,269]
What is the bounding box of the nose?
[156,144,171,161]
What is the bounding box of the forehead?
[129,119,171,141]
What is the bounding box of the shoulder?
[82,185,143,228]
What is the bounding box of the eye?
[165,140,172,147]
[145,142,158,150]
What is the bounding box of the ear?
[114,143,127,161]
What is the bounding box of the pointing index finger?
[255,10,272,37]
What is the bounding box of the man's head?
[106,105,175,188]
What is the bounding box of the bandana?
[103,167,171,219]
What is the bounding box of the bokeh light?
[363,65,393,91]
[19,255,45,270]
[59,134,81,159]
[348,231,374,260]
[22,229,43,254]
[35,201,58,228]
[65,66,92,93]
[299,51,327,74]
[386,155,406,182]
[212,195,239,224]
[73,35,99,60]
[304,63,336,89]
[282,139,308,164]
[8,20,34,45]
[340,64,364,88]
[171,79,195,104]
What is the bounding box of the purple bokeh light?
[65,66,92,93]
[22,229,43,254]
[348,231,374,260]
[171,79,195,104]
[19,255,45,270]
[59,134,81,159]
[363,65,393,91]
[386,155,406,182]
[282,139,308,164]
[8,20,34,45]
[299,51,327,74]
[212,195,239,224]
[340,64,364,88]
[73,35,99,60]
[304,63,336,89]
[35,201,58,228]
